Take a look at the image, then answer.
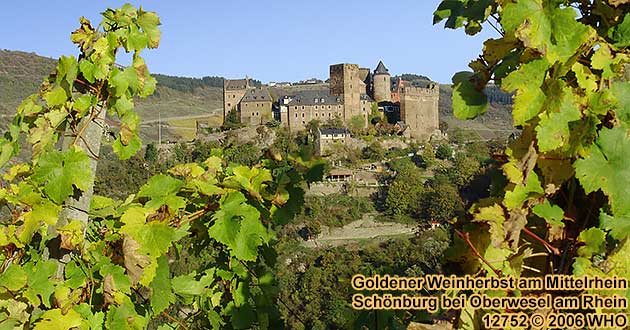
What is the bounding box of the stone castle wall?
[400,84,439,140]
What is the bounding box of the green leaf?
[109,67,139,97]
[137,10,161,48]
[471,203,506,248]
[599,212,630,241]
[208,192,269,261]
[79,59,96,83]
[32,147,92,204]
[75,304,105,330]
[0,264,27,292]
[502,59,549,125]
[504,172,544,210]
[126,25,148,51]
[137,174,185,210]
[33,309,82,330]
[451,71,488,119]
[56,56,78,87]
[501,0,593,64]
[532,199,564,227]
[113,134,141,160]
[105,299,147,330]
[24,260,57,308]
[612,81,630,128]
[44,87,68,107]
[74,94,96,115]
[611,13,630,48]
[150,256,175,314]
[535,89,582,152]
[577,227,606,258]
[575,127,630,216]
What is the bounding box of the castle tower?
[329,63,363,125]
[223,78,250,124]
[372,61,391,103]
[400,82,440,140]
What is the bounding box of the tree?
[145,143,158,162]
[446,153,481,187]
[222,107,241,130]
[385,166,425,216]
[362,141,385,162]
[348,115,366,134]
[421,182,463,223]
[369,102,382,125]
[435,144,452,160]
[322,114,344,129]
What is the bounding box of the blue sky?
[0,1,498,84]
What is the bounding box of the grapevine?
[0,4,317,329]
[435,0,630,327]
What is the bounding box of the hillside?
[0,50,515,143]
[0,50,223,141]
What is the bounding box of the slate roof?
[287,89,342,106]
[241,87,272,102]
[374,61,389,75]
[320,128,350,136]
[224,79,248,90]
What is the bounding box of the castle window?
[233,95,236,98]
[328,105,331,109]
[302,113,305,118]
[295,113,298,118]
[227,103,231,107]
[321,98,325,102]
[295,106,298,110]
[315,106,318,109]
[302,106,305,109]
[314,98,318,103]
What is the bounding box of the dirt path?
[139,110,221,125]
[302,213,416,248]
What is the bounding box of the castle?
[222,61,440,140]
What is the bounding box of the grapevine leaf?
[577,227,606,258]
[612,81,630,128]
[32,147,92,204]
[592,44,615,78]
[150,256,174,314]
[56,56,78,87]
[504,172,544,210]
[599,212,630,241]
[74,94,96,115]
[575,127,630,216]
[501,0,593,63]
[33,308,82,330]
[112,134,141,160]
[532,199,564,227]
[224,166,272,200]
[572,63,598,92]
[79,59,96,83]
[451,71,488,119]
[611,13,630,48]
[502,59,549,125]
[75,304,105,330]
[105,299,147,329]
[44,87,68,107]
[24,260,57,308]
[64,261,87,289]
[535,90,582,152]
[57,220,84,250]
[137,9,161,48]
[0,264,27,292]
[137,174,185,210]
[208,192,269,261]
[471,203,506,248]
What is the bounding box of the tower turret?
[372,60,391,103]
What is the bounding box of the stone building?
[372,61,391,103]
[286,90,344,131]
[399,81,440,140]
[223,78,250,118]
[316,128,351,156]
[222,78,274,126]
[240,87,273,125]
[222,60,439,142]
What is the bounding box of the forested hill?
[0,50,224,127]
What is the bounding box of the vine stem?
[454,229,502,276]
[160,310,188,330]
[522,227,560,255]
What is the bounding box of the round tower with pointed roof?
[372,60,391,102]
